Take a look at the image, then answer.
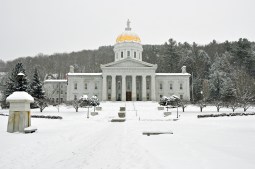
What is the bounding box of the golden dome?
[116,32,141,43]
[116,19,141,43]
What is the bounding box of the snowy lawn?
[0,102,255,169]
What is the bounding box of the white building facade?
[65,20,191,102]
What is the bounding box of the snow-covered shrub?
[89,96,100,112]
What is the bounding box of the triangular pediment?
[102,58,155,68]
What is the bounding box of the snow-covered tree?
[208,53,236,101]
[29,68,47,112]
[3,63,29,102]
[29,68,45,100]
[89,96,100,112]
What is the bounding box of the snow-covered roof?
[156,73,191,76]
[67,73,102,76]
[6,91,34,103]
[44,79,67,83]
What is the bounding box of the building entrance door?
[126,92,132,101]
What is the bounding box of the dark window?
[74,83,77,90]
[84,83,87,89]
[95,83,98,90]
[134,52,136,58]
[121,52,124,58]
[160,83,163,90]
[108,94,111,100]
[180,83,183,90]
[180,95,183,100]
[170,84,173,90]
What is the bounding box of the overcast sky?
[1,0,255,61]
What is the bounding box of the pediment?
[102,58,155,68]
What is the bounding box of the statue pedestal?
[6,92,34,133]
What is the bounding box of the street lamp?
[200,91,203,102]
[17,72,25,91]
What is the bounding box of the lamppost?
[200,91,203,102]
[17,72,25,91]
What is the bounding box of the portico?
[101,58,157,101]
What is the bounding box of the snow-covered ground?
[1,102,255,169]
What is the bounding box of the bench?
[142,131,173,136]
[95,107,102,111]
[24,126,37,134]
[91,112,98,116]
[158,107,164,110]
[111,118,126,122]
[164,112,172,117]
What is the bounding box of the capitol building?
[44,20,190,102]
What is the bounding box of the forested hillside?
[1,38,255,101]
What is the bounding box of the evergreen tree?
[161,39,181,73]
[208,54,235,101]
[3,63,28,100]
[29,68,45,99]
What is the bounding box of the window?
[74,95,77,100]
[127,51,130,57]
[146,80,150,89]
[160,83,163,90]
[160,95,163,98]
[60,98,63,103]
[61,85,63,88]
[84,83,87,89]
[56,98,59,103]
[180,83,183,90]
[121,51,124,58]
[118,81,121,90]
[108,81,111,89]
[170,84,173,90]
[134,51,136,58]
[95,83,98,90]
[61,90,63,94]
[108,94,111,100]
[127,82,131,90]
[180,95,183,100]
[74,83,77,90]
[147,93,150,100]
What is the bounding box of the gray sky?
[1,0,255,61]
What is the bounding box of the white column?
[121,75,126,101]
[151,75,156,101]
[111,75,116,101]
[102,74,107,101]
[142,75,146,101]
[132,75,136,101]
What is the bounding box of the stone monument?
[6,91,34,133]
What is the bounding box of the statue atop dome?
[125,19,131,31]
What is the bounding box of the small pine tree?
[3,63,28,101]
[29,68,45,100]
[29,68,47,112]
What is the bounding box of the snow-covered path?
[1,102,255,169]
